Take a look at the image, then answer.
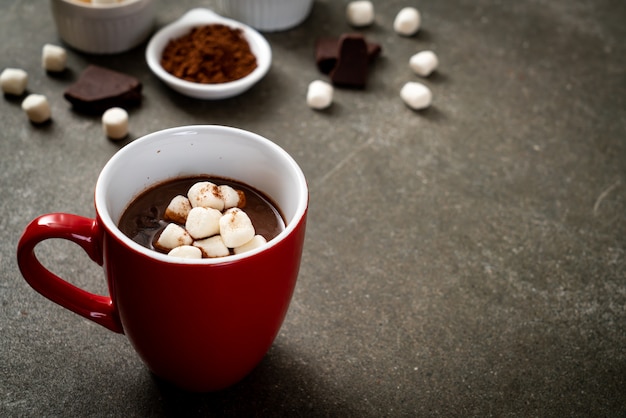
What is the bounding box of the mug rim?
[95,125,308,265]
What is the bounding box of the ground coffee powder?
[161,24,257,84]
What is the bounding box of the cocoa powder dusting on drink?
[161,24,257,84]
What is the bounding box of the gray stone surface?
[1,0,625,416]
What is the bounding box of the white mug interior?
[95,125,308,264]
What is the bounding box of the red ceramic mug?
[17,125,308,392]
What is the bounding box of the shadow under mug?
[16,125,308,392]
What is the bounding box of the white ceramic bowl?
[145,8,272,100]
[218,0,313,32]
[50,0,156,54]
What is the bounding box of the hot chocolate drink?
[118,176,285,257]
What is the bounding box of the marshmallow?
[188,181,225,211]
[155,223,192,251]
[185,206,221,239]
[0,68,28,96]
[164,195,192,224]
[42,44,67,72]
[194,235,230,258]
[346,1,375,27]
[234,235,267,255]
[400,82,432,110]
[410,50,439,77]
[307,80,333,110]
[102,107,129,140]
[21,94,51,123]
[219,208,255,248]
[219,185,245,209]
[168,245,203,259]
[394,7,421,36]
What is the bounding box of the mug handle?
[16,213,123,333]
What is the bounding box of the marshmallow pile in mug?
[155,181,267,259]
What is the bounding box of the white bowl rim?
[58,0,145,9]
[145,8,272,99]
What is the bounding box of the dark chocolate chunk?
[64,65,142,114]
[366,42,382,63]
[329,34,369,88]
[315,35,382,75]
[315,38,340,75]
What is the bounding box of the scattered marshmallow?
[410,50,439,77]
[102,107,129,140]
[400,82,432,110]
[219,208,255,248]
[164,195,192,224]
[307,80,334,110]
[185,206,221,240]
[394,7,421,36]
[188,181,225,211]
[219,184,245,209]
[42,44,67,72]
[21,94,51,123]
[1,68,28,96]
[168,245,203,259]
[346,1,375,27]
[234,235,267,255]
[194,235,230,258]
[155,223,192,251]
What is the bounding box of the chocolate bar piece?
[315,38,341,75]
[64,65,142,114]
[315,35,381,75]
[329,34,370,88]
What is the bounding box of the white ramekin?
[218,0,313,32]
[145,8,272,99]
[49,0,156,54]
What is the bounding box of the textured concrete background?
[1,0,625,416]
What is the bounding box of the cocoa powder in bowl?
[160,24,257,84]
